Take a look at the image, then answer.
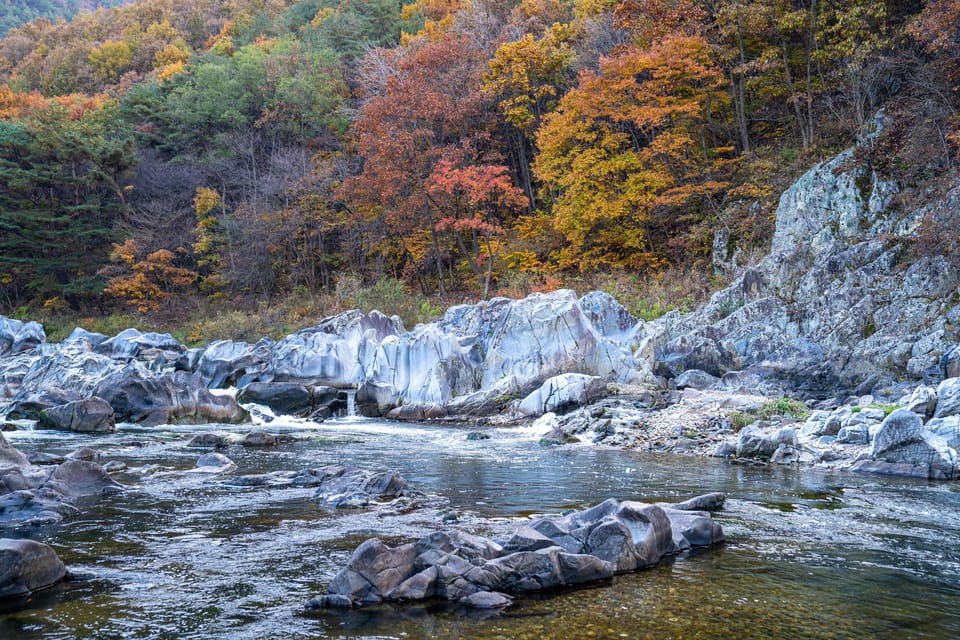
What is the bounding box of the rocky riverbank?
[509,377,960,480]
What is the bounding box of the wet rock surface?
[0,432,122,526]
[0,539,67,600]
[308,495,724,609]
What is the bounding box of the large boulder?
[94,328,182,360]
[197,339,274,388]
[5,388,82,420]
[933,378,960,419]
[870,409,924,457]
[905,385,938,420]
[0,431,29,468]
[0,539,66,600]
[516,374,607,417]
[858,432,958,480]
[310,495,723,609]
[37,397,115,433]
[736,425,797,459]
[43,459,124,498]
[93,364,248,425]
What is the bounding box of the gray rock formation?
[197,338,274,388]
[736,424,797,459]
[313,468,411,508]
[94,328,182,360]
[0,538,66,600]
[0,318,45,356]
[308,495,723,609]
[93,364,248,425]
[0,287,656,423]
[870,409,924,457]
[646,127,960,395]
[516,374,607,417]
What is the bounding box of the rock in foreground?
[0,538,67,600]
[307,495,723,610]
[0,432,123,526]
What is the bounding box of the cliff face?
[650,123,960,397]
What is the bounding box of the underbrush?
[729,397,810,431]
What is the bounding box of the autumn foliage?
[0,0,956,315]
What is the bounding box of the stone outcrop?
[0,320,248,427]
[196,338,274,388]
[0,318,45,356]
[308,495,723,609]
[1,288,653,424]
[647,122,960,396]
[0,538,66,600]
[706,379,960,479]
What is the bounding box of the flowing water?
[1,416,960,639]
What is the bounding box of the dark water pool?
[2,417,959,639]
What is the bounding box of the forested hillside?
[0,0,131,36]
[0,0,958,339]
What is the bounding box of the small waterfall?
[345,390,357,417]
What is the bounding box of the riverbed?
[2,416,959,639]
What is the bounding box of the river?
[2,416,959,639]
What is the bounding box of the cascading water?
[345,390,356,417]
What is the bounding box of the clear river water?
[1,415,959,639]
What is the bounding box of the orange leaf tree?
[532,33,733,272]
[339,32,496,295]
[428,158,528,298]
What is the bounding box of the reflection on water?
[1,418,959,639]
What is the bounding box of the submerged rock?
[0,433,122,526]
[308,495,723,610]
[314,469,411,509]
[194,453,236,474]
